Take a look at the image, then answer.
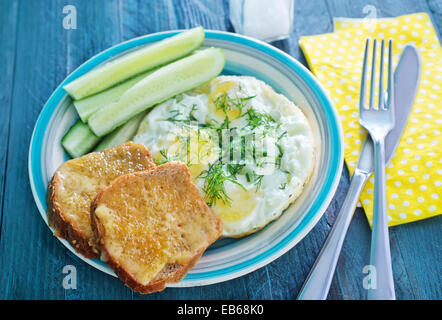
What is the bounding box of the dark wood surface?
[0,0,441,300]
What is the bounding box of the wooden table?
[1,0,441,300]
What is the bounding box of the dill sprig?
[219,115,230,130]
[166,104,198,123]
[245,171,264,191]
[275,143,284,169]
[278,130,288,140]
[166,109,183,122]
[155,133,191,166]
[252,172,264,191]
[155,149,173,165]
[213,93,255,116]
[243,108,278,131]
[199,162,246,207]
[226,163,246,178]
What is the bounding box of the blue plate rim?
[28,29,344,286]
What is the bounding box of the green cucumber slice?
[88,47,225,137]
[73,72,148,122]
[63,27,205,100]
[93,111,147,152]
[62,119,101,158]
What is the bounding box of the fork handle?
[368,138,395,300]
[297,170,369,300]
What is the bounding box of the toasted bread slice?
[91,161,223,294]
[47,142,155,258]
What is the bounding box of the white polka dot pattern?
[300,13,441,227]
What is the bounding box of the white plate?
[29,30,344,287]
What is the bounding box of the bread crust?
[47,172,100,258]
[91,162,222,294]
[47,142,155,259]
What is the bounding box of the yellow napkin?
[299,13,441,227]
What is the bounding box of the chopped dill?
[251,171,264,191]
[279,183,287,190]
[199,162,246,207]
[188,104,198,122]
[155,149,173,165]
[243,108,279,133]
[245,170,264,191]
[166,109,183,122]
[275,143,284,169]
[213,93,255,117]
[226,163,246,178]
[161,91,292,205]
[213,93,230,114]
[155,134,191,166]
[219,115,230,130]
[278,130,287,141]
[166,104,198,123]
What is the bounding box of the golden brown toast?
[47,142,155,258]
[91,161,223,294]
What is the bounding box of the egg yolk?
[212,183,257,223]
[156,128,219,180]
[188,130,219,178]
[209,81,242,120]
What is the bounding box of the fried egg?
[134,76,315,237]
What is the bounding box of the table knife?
[297,44,421,300]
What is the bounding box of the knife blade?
[297,44,421,300]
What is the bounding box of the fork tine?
[369,39,377,109]
[360,39,370,111]
[378,39,385,109]
[387,39,394,108]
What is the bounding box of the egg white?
[134,76,315,237]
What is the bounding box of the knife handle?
[297,169,369,300]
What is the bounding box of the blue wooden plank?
[0,0,72,299]
[427,0,442,38]
[0,0,18,241]
[121,0,180,38]
[391,216,442,299]
[0,0,440,300]
[0,0,128,300]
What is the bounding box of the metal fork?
[359,39,395,300]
